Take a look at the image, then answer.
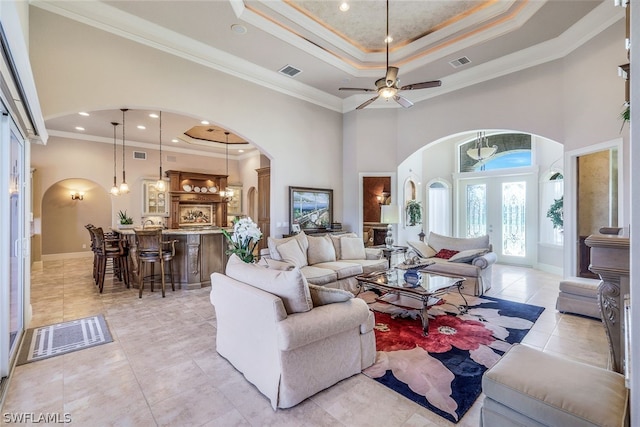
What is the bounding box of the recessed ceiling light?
[149,113,159,118]
[78,112,90,116]
[201,120,210,125]
[238,149,244,153]
[339,2,350,12]
[137,125,146,130]
[75,126,85,131]
[231,24,247,35]
[172,139,179,143]
[384,35,393,44]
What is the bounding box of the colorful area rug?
[360,292,544,423]
[17,315,112,365]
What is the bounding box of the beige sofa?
[210,254,376,409]
[264,232,387,293]
[406,232,497,296]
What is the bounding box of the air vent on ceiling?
[133,151,146,160]
[166,155,177,163]
[278,64,302,78]
[449,56,471,68]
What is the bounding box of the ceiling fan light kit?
[338,0,441,110]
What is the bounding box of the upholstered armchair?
[210,255,376,409]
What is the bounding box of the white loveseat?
[210,254,376,409]
[406,232,497,296]
[264,231,387,293]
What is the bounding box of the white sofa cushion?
[308,284,352,306]
[428,231,490,252]
[449,248,489,263]
[329,233,358,259]
[340,237,366,260]
[313,261,363,279]
[307,234,336,265]
[407,240,436,258]
[276,238,308,268]
[267,232,309,261]
[225,254,312,314]
[300,265,338,286]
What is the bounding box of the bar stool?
[90,227,130,292]
[134,229,177,298]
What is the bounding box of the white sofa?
[406,232,497,296]
[210,254,376,409]
[264,231,387,293]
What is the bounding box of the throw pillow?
[434,249,459,259]
[276,238,308,268]
[267,232,309,261]
[225,254,312,314]
[308,284,352,306]
[340,237,366,260]
[307,234,337,265]
[257,257,295,271]
[407,240,437,258]
[449,248,490,263]
[329,233,358,259]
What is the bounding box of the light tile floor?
[1,259,609,426]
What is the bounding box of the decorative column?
[584,233,630,374]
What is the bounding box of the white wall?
[29,8,343,241]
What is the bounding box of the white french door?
[1,113,25,380]
[457,173,537,266]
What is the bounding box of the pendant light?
[155,111,166,191]
[220,131,233,200]
[110,122,120,196]
[467,131,498,161]
[119,108,130,194]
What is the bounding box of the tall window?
[541,172,564,245]
[428,181,451,236]
[502,181,527,257]
[465,183,486,237]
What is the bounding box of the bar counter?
[115,227,229,289]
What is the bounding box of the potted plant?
[546,196,563,231]
[406,200,422,227]
[117,210,134,228]
[221,217,263,263]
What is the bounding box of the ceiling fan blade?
[385,66,399,87]
[394,95,414,108]
[339,87,377,92]
[356,95,380,110]
[400,80,442,91]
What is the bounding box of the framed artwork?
[178,204,213,226]
[289,186,333,232]
[227,185,243,215]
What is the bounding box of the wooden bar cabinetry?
[166,170,228,229]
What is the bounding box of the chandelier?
[467,131,498,161]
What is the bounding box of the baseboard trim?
[41,251,93,261]
[535,262,563,276]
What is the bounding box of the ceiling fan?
[339,0,441,110]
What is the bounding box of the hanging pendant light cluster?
[219,131,234,201]
[110,121,120,196]
[119,108,130,194]
[156,111,166,191]
[467,131,498,161]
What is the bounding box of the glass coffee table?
[356,269,467,336]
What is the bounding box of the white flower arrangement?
[222,217,263,263]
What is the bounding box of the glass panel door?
[458,174,537,266]
[1,116,24,379]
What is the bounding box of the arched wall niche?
[41,178,111,258]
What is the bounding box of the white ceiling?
[33,0,620,154]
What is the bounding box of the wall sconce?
[71,191,84,201]
[377,191,391,205]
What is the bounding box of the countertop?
[114,227,230,235]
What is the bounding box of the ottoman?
[481,344,628,427]
[556,277,601,319]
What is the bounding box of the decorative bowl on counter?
[182,184,192,192]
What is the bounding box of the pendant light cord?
[159,111,163,177]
